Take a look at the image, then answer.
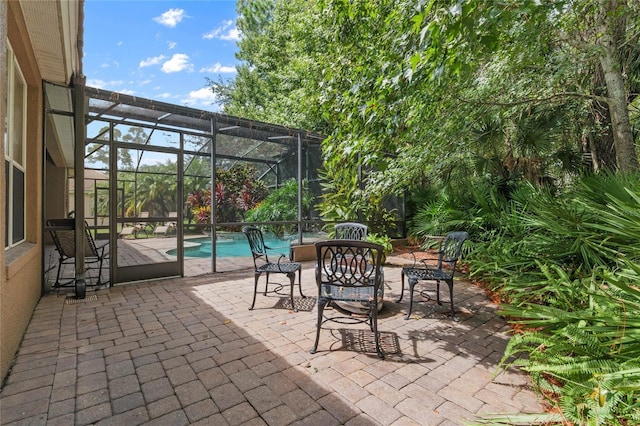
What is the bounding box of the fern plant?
[497,262,640,425]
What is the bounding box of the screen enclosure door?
[113,147,182,283]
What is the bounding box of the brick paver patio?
[1,259,544,425]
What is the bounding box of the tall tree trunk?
[597,0,638,172]
[588,64,617,171]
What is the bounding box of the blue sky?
[83,0,240,111]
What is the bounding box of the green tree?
[218,0,639,229]
[210,0,327,131]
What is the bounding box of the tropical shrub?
[186,165,268,229]
[245,179,313,237]
[409,172,640,424]
[365,232,393,264]
[317,160,399,236]
[498,263,640,426]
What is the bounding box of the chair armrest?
[408,251,439,268]
[276,254,297,274]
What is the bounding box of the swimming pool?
[167,234,293,258]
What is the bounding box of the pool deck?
[3,250,545,425]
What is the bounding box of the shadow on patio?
[0,262,543,425]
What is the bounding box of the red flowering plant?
[187,189,212,224]
[187,165,268,231]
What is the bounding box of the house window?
[4,46,26,249]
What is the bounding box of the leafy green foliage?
[220,0,639,247]
[316,155,399,236]
[245,179,313,236]
[365,232,392,256]
[498,263,640,425]
[411,172,640,423]
[212,0,326,131]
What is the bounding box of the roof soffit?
[19,0,81,85]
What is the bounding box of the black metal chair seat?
[243,225,304,312]
[403,267,452,281]
[398,231,468,321]
[257,262,301,274]
[320,282,378,301]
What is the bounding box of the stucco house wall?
[1,1,82,383]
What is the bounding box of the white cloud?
[167,41,177,50]
[157,92,173,99]
[100,60,120,69]
[119,89,136,95]
[161,53,193,73]
[199,63,237,74]
[87,78,106,89]
[203,20,240,41]
[182,87,218,107]
[86,79,125,89]
[153,8,187,28]
[220,28,240,41]
[139,55,166,68]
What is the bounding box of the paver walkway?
[1,260,544,425]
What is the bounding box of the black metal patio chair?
[242,225,304,312]
[332,221,385,313]
[311,239,386,358]
[397,231,468,321]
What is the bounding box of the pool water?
[168,235,292,258]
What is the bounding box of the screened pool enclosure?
[44,83,404,287]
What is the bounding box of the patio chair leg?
[249,273,260,310]
[96,256,104,286]
[397,270,406,303]
[288,273,297,312]
[297,269,305,298]
[370,302,384,359]
[263,272,270,295]
[310,299,329,354]
[446,280,458,322]
[55,259,63,288]
[369,305,375,332]
[403,279,417,320]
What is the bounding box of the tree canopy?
[211,0,639,211]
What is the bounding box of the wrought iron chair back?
[438,231,468,269]
[334,222,368,240]
[244,225,270,262]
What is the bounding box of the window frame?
[4,44,27,250]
